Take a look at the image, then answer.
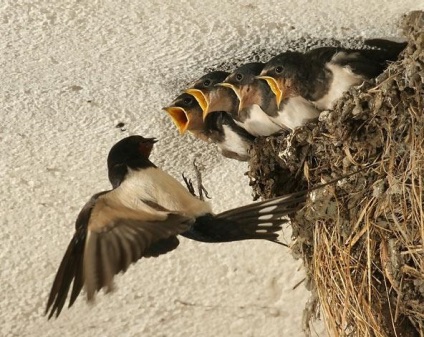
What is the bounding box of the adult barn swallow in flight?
[46,135,308,318]
[259,39,406,110]
[220,62,320,133]
[164,93,255,161]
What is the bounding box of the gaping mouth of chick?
[256,76,283,108]
[163,107,189,134]
[184,89,208,114]
[216,82,241,101]
[215,82,244,115]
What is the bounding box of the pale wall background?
[1,1,422,337]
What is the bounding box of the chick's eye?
[275,66,283,74]
[203,79,211,87]
[236,73,243,81]
[183,97,193,104]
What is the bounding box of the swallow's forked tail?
[183,190,308,244]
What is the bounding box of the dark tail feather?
[182,190,307,244]
[364,38,407,60]
[182,214,288,243]
[45,231,85,319]
[360,39,407,71]
[182,169,370,244]
[216,190,307,221]
[342,39,407,79]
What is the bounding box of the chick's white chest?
[272,96,320,130]
[220,125,251,156]
[237,104,281,136]
[314,60,363,110]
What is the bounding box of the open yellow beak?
[162,106,189,134]
[184,88,208,115]
[216,82,243,114]
[216,82,242,102]
[256,76,283,109]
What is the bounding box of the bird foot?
[192,159,211,201]
[181,160,211,201]
[182,173,196,197]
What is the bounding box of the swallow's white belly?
[314,61,363,110]
[272,96,320,130]
[236,104,281,136]
[115,167,212,217]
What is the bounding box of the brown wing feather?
[45,192,193,319]
[83,212,192,301]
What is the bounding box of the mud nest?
[248,11,424,337]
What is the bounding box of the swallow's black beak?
[143,137,158,144]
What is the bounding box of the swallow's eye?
[183,97,193,104]
[203,79,211,87]
[236,73,243,81]
[275,66,283,74]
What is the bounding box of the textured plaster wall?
[1,1,422,337]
